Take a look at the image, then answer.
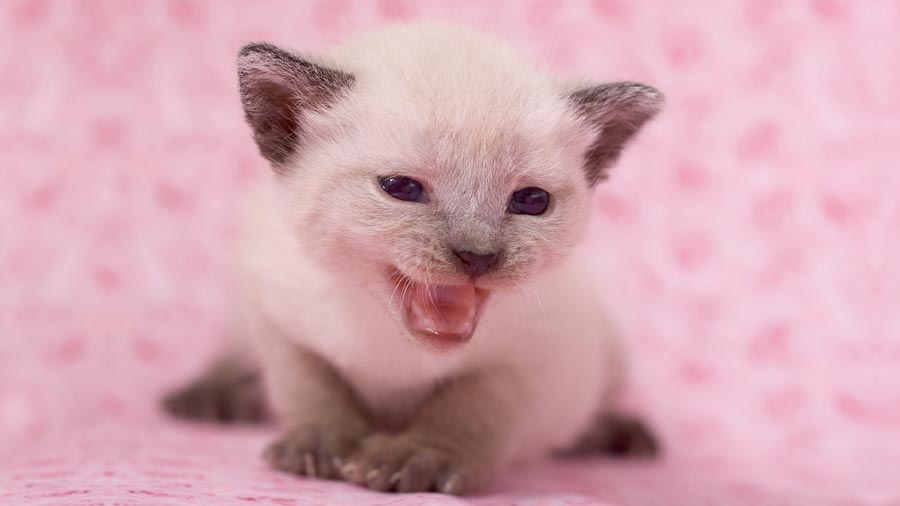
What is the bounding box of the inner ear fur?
[238,42,355,172]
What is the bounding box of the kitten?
[165,24,663,495]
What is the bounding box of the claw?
[439,472,463,495]
[303,453,317,478]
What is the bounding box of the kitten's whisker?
[528,286,552,351]
[514,284,529,348]
[399,276,412,317]
[422,270,436,314]
[388,272,403,308]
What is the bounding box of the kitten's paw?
[560,411,660,458]
[264,426,363,480]
[340,434,470,495]
[163,369,267,424]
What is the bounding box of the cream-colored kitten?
[165,24,663,495]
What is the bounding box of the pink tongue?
[407,283,477,340]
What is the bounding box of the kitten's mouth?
[389,269,489,348]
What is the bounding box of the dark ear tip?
[645,87,666,113]
[625,82,665,112]
[644,86,665,106]
[238,42,286,62]
[570,81,665,116]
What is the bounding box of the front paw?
[340,434,471,495]
[264,426,363,480]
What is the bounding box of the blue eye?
[379,176,425,202]
[508,187,549,215]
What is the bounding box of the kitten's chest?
[305,314,462,426]
[259,268,470,418]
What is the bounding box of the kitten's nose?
[453,250,498,279]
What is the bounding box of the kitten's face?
[288,95,593,348]
[238,33,661,350]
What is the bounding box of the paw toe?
[392,450,441,493]
[265,428,359,480]
[343,435,468,494]
[264,439,308,474]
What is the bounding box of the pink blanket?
[2,1,899,504]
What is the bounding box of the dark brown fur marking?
[557,411,660,458]
[568,82,664,185]
[162,360,269,424]
[238,43,355,171]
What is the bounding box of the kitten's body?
[166,24,662,494]
[237,178,619,460]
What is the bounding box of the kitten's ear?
[238,43,355,171]
[568,82,664,185]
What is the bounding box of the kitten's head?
[238,26,662,351]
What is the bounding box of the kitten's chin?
[387,268,489,352]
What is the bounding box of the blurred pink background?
[2,1,900,505]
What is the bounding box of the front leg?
[341,370,521,495]
[260,338,372,480]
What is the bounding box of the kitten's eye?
[507,187,550,215]
[379,176,425,202]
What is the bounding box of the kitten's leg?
[557,411,660,458]
[261,338,372,480]
[163,354,268,424]
[340,371,520,495]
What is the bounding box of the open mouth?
[389,269,489,347]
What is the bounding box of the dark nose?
[453,250,498,279]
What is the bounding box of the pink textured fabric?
[2,1,899,504]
